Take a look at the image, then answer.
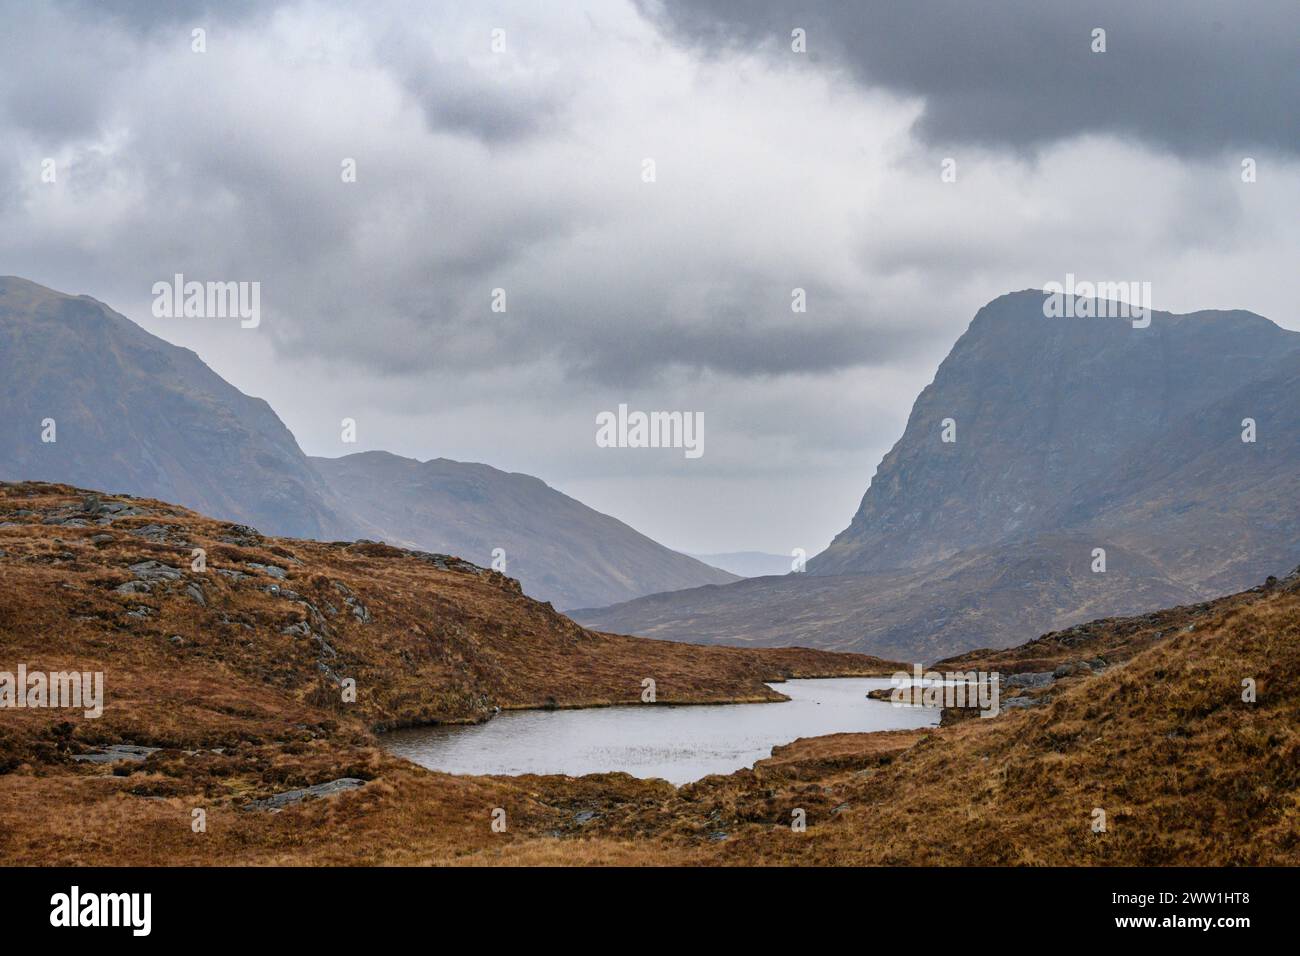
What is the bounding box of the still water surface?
[382,677,939,785]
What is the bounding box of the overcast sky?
[3,0,1297,555]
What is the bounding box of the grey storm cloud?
[640,0,1300,157]
[384,43,571,146]
[2,0,1294,392]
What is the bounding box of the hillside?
[574,534,1198,661]
[311,451,737,610]
[1077,349,1300,594]
[0,276,345,539]
[1,481,1294,866]
[0,481,891,784]
[600,564,1300,866]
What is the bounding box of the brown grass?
[2,482,1296,866]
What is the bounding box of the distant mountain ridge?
[688,551,794,578]
[312,451,737,609]
[575,291,1300,659]
[0,276,735,610]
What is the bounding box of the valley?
[0,276,738,611]
[1,482,1294,866]
[575,291,1300,661]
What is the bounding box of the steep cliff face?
[809,290,1300,575]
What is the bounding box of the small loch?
[382,677,940,785]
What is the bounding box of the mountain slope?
[1079,349,1300,593]
[810,290,1300,575]
[574,291,1300,660]
[0,276,737,609]
[311,450,737,610]
[0,276,347,539]
[574,534,1199,662]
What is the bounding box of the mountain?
[0,276,736,610]
[574,291,1300,660]
[688,551,794,577]
[811,290,1300,575]
[0,275,346,539]
[311,451,737,610]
